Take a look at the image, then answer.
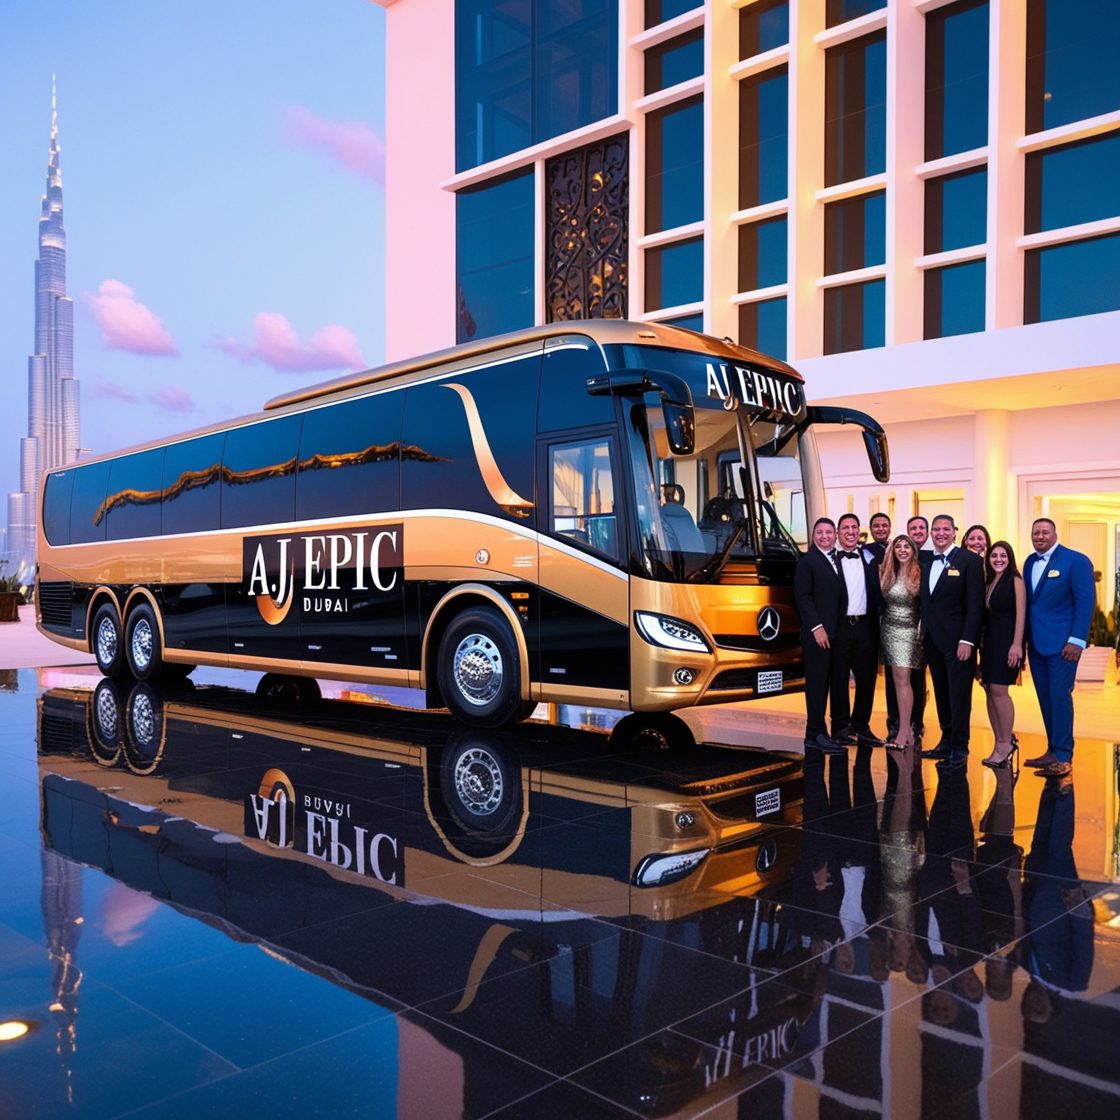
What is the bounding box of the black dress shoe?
[831,727,859,746]
[920,746,951,760]
[805,733,846,755]
[854,727,886,747]
[936,753,967,769]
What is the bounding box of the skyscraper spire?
[6,79,80,567]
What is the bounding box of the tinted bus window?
[104,448,166,541]
[296,393,404,520]
[162,433,226,536]
[42,470,75,546]
[222,415,303,530]
[402,354,540,524]
[538,343,614,432]
[69,462,111,545]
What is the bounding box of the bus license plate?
[757,670,783,694]
[755,788,781,817]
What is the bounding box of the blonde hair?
[880,535,921,595]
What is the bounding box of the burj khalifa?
[7,79,80,565]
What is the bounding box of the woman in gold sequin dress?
[879,535,923,749]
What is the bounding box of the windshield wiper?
[688,520,748,583]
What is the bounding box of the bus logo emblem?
[757,607,780,641]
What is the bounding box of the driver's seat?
[661,501,705,554]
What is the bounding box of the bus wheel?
[124,682,165,772]
[440,732,521,836]
[92,602,127,679]
[438,607,523,727]
[90,678,125,762]
[125,603,164,682]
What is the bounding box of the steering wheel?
[701,496,738,525]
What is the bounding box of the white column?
[972,408,1012,542]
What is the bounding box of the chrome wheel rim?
[96,616,118,668]
[130,691,157,750]
[453,747,504,817]
[95,684,119,739]
[131,616,153,671]
[451,632,503,706]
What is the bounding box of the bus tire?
[92,602,127,679]
[124,603,164,682]
[439,731,522,839]
[437,606,524,727]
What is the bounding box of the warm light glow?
[0,1021,31,1042]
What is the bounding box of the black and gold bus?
[36,321,888,727]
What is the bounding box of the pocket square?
[947,569,960,576]
[1047,569,1061,578]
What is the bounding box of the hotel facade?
[376,0,1120,627]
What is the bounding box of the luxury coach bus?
[36,320,888,726]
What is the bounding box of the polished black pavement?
[0,666,1117,1118]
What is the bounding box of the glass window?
[1025,233,1120,323]
[824,279,885,354]
[646,95,704,233]
[645,0,698,28]
[659,312,704,331]
[739,67,788,209]
[161,433,226,536]
[104,448,166,541]
[824,191,885,274]
[645,29,703,95]
[646,237,703,311]
[550,437,618,559]
[42,469,74,546]
[538,342,614,432]
[925,168,987,253]
[221,415,303,530]
[738,216,787,291]
[740,0,789,59]
[296,392,404,521]
[456,169,535,344]
[455,1,618,172]
[1025,132,1120,234]
[925,0,988,160]
[924,261,986,339]
[739,298,787,360]
[1026,0,1120,134]
[826,0,885,27]
[825,32,886,186]
[401,354,541,524]
[69,462,111,545]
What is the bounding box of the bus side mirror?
[805,405,890,483]
[662,401,695,456]
[586,368,696,455]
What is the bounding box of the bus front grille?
[714,633,800,653]
[38,581,74,630]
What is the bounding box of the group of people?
[794,511,1095,777]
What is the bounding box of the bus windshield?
[613,347,810,583]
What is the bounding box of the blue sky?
[0,0,385,504]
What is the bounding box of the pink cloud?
[89,377,196,413]
[91,378,142,404]
[286,105,384,184]
[87,280,179,356]
[148,385,196,413]
[217,311,365,373]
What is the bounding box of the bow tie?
[836,550,860,560]
[936,552,951,564]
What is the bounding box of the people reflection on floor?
[1022,775,1093,1020]
[793,751,846,955]
[975,765,1024,1001]
[878,743,929,984]
[915,766,984,1021]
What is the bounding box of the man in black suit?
[794,517,846,754]
[864,512,891,563]
[830,514,884,746]
[919,514,984,766]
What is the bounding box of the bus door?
[537,430,630,696]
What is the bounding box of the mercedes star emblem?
[755,839,778,873]
[757,606,781,641]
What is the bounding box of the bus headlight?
[634,612,711,653]
[633,848,710,887]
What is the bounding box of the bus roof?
[263,319,803,411]
[43,321,802,474]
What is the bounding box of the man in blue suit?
[1023,518,1095,777]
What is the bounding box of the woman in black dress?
[981,541,1026,768]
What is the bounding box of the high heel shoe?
[982,741,1017,769]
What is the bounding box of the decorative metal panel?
[546,135,629,322]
